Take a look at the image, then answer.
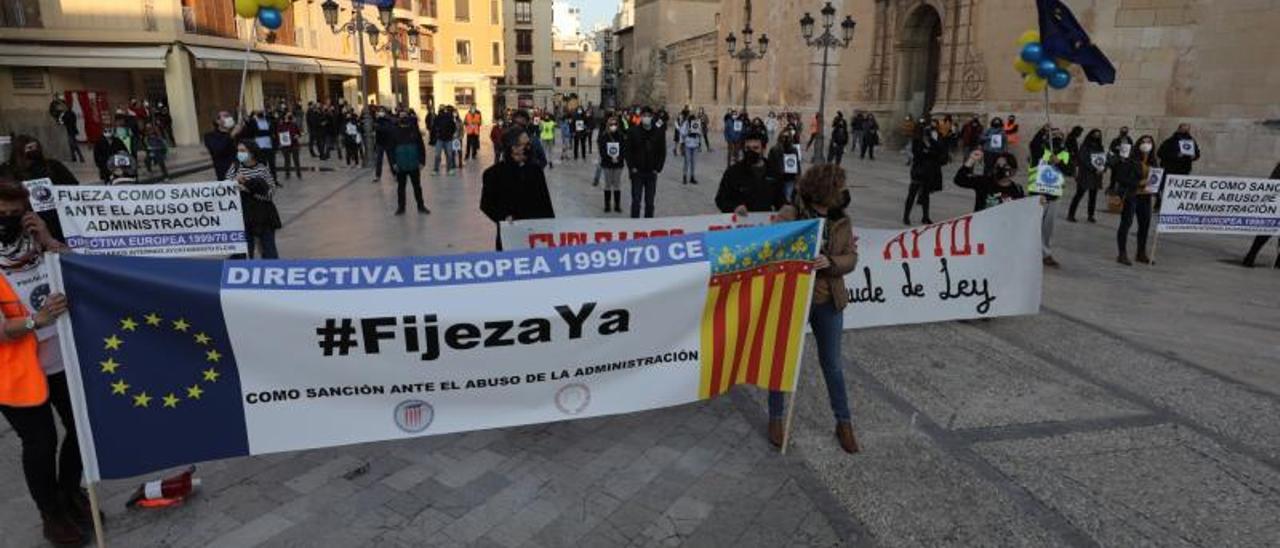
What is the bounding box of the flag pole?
[780,385,800,455]
[87,482,107,548]
[1042,87,1052,129]
[237,19,256,114]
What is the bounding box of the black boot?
[612,191,622,213]
[604,191,612,213]
[41,510,84,545]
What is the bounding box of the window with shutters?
[182,0,236,38]
[516,61,534,85]
[516,30,533,55]
[421,33,435,64]
[514,0,532,24]
[456,40,472,64]
[419,0,437,18]
[0,0,42,28]
[455,0,469,22]
[10,68,47,92]
[492,42,501,65]
[454,87,475,106]
[555,77,561,87]
[569,77,576,87]
[489,0,498,24]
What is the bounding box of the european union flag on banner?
[59,254,249,480]
[1037,0,1116,84]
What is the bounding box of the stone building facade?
[614,0,720,107]
[657,0,1280,175]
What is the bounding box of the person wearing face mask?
[724,110,744,167]
[247,109,280,183]
[625,107,667,218]
[93,126,129,182]
[698,108,712,152]
[767,129,804,202]
[1112,136,1158,265]
[225,141,282,259]
[277,113,303,181]
[538,114,557,169]
[716,132,785,217]
[390,112,430,215]
[828,112,849,165]
[1028,129,1070,267]
[1069,129,1107,223]
[597,117,627,213]
[1004,114,1020,147]
[1156,123,1200,209]
[860,114,880,160]
[464,107,483,161]
[765,112,779,147]
[481,129,555,250]
[766,164,861,454]
[904,121,945,225]
[372,108,396,182]
[679,113,703,185]
[982,117,1008,174]
[0,136,79,242]
[954,150,1025,211]
[0,180,84,546]
[203,111,245,182]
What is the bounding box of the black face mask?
[25,150,42,162]
[994,165,1012,180]
[742,150,763,164]
[0,214,24,245]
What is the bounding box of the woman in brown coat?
[768,164,860,454]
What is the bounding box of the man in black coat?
[431,107,459,175]
[1242,161,1280,268]
[716,132,785,216]
[203,111,244,182]
[306,103,322,158]
[481,128,555,250]
[1157,123,1201,177]
[625,107,667,218]
[373,109,395,182]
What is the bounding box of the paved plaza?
[2,142,1278,547]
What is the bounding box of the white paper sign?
[691,121,702,132]
[989,134,1004,149]
[606,142,620,158]
[277,131,293,147]
[783,154,799,175]
[1179,139,1195,157]
[452,140,463,152]
[1090,153,1107,171]
[1145,167,1165,195]
[575,121,585,131]
[733,121,744,133]
[54,181,247,256]
[1028,161,1065,197]
[22,178,56,213]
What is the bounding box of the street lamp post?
[366,13,421,108]
[725,0,768,114]
[800,2,855,164]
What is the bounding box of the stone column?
[299,74,318,105]
[376,66,393,107]
[163,46,201,146]
[406,69,423,114]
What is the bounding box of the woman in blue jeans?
[768,164,860,454]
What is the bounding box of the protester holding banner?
[625,107,667,219]
[904,120,945,225]
[954,150,1025,211]
[1112,135,1158,265]
[766,165,860,454]
[1069,129,1107,223]
[226,142,282,259]
[716,132,786,217]
[767,128,804,202]
[1242,162,1280,268]
[481,129,555,250]
[597,117,627,213]
[0,135,79,242]
[0,181,85,545]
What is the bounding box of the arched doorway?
[896,5,942,119]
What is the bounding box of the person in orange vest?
[0,180,80,545]
[464,106,483,161]
[1004,114,1021,148]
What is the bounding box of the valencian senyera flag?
[50,221,821,480]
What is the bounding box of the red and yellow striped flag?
[698,222,820,399]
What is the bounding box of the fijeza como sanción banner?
[52,221,821,481]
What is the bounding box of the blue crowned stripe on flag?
[59,253,250,480]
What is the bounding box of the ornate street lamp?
[726,1,769,114]
[800,1,855,163]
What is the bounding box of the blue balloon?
[374,0,396,7]
[1020,43,1044,63]
[258,7,282,30]
[1048,69,1072,90]
[1036,59,1059,79]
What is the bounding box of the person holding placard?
[982,118,1008,175]
[0,136,79,242]
[0,180,84,545]
[904,120,945,225]
[768,128,804,203]
[1242,162,1280,268]
[597,117,627,213]
[679,113,702,185]
[1069,128,1106,223]
[1157,123,1200,209]
[1027,130,1071,267]
[277,113,303,181]
[767,165,860,455]
[1112,136,1159,265]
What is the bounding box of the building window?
[10,67,47,92]
[711,63,719,101]
[555,61,561,68]
[454,0,469,21]
[490,0,499,24]
[685,65,693,100]
[420,0,437,17]
[516,61,534,85]
[555,77,562,87]
[421,33,435,63]
[569,62,576,69]
[454,86,475,106]
[514,0,532,24]
[492,42,501,65]
[182,0,235,38]
[456,40,472,64]
[570,77,576,87]
[516,29,533,55]
[0,0,42,27]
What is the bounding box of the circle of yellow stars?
[100,312,224,410]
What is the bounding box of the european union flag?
[61,254,249,480]
[1037,0,1116,84]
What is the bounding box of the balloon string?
[1042,87,1052,130]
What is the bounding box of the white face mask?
[641,116,653,128]
[221,117,236,129]
[236,151,251,164]
[1119,143,1132,158]
[1139,143,1153,153]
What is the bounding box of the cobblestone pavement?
[2,138,1278,547]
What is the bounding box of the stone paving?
[2,136,1278,547]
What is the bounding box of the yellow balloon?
[1017,30,1041,47]
[264,0,291,10]
[1024,74,1048,93]
[234,0,260,18]
[1014,58,1036,75]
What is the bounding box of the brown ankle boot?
[767,419,785,448]
[1135,254,1151,264]
[41,510,85,545]
[835,421,860,454]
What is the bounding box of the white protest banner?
[54,181,247,257]
[1157,175,1280,235]
[505,199,1045,328]
[22,178,56,212]
[52,222,821,480]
